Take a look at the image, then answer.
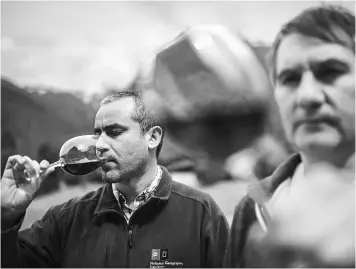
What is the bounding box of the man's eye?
[281,73,301,86]
[315,68,345,84]
[108,130,123,137]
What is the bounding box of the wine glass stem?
[24,159,64,181]
[41,159,64,172]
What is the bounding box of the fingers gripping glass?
[24,135,107,181]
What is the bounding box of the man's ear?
[146,126,163,150]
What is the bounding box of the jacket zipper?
[128,225,133,248]
[254,202,272,232]
[125,198,157,267]
[255,203,267,232]
[126,222,133,268]
[125,208,139,267]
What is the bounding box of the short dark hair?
[268,5,355,83]
[100,90,164,158]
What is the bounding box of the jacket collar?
[151,166,172,201]
[247,153,301,205]
[94,165,172,216]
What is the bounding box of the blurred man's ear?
[265,51,276,88]
[146,126,163,151]
[269,72,275,88]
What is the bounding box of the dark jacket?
[224,154,302,267]
[1,166,229,268]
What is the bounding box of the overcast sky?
[1,1,354,97]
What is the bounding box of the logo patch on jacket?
[151,249,161,260]
[151,249,168,260]
[150,249,183,268]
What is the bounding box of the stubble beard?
[101,157,148,184]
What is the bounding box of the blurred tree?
[1,131,17,175]
[36,143,62,197]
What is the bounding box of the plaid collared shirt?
[112,166,162,223]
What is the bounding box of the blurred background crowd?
[1,0,354,229]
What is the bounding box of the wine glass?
[24,135,107,181]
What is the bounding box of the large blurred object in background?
[146,25,291,184]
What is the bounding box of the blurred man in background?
[225,5,355,267]
[1,90,229,268]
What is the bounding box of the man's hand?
[1,155,55,229]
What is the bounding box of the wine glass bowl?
[59,135,105,175]
[23,135,107,181]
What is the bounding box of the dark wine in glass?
[24,135,107,181]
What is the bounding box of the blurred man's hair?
[100,90,164,158]
[268,5,355,83]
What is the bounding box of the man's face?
[274,32,355,157]
[94,97,149,183]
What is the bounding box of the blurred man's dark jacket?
[224,153,354,268]
[224,154,305,267]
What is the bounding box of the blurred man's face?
[274,32,355,159]
[94,97,150,183]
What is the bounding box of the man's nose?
[96,135,109,156]
[296,71,326,111]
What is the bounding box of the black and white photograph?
[1,0,355,267]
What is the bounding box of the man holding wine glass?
[1,90,230,268]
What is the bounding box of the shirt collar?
[94,166,172,217]
[247,153,301,206]
[112,166,162,207]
